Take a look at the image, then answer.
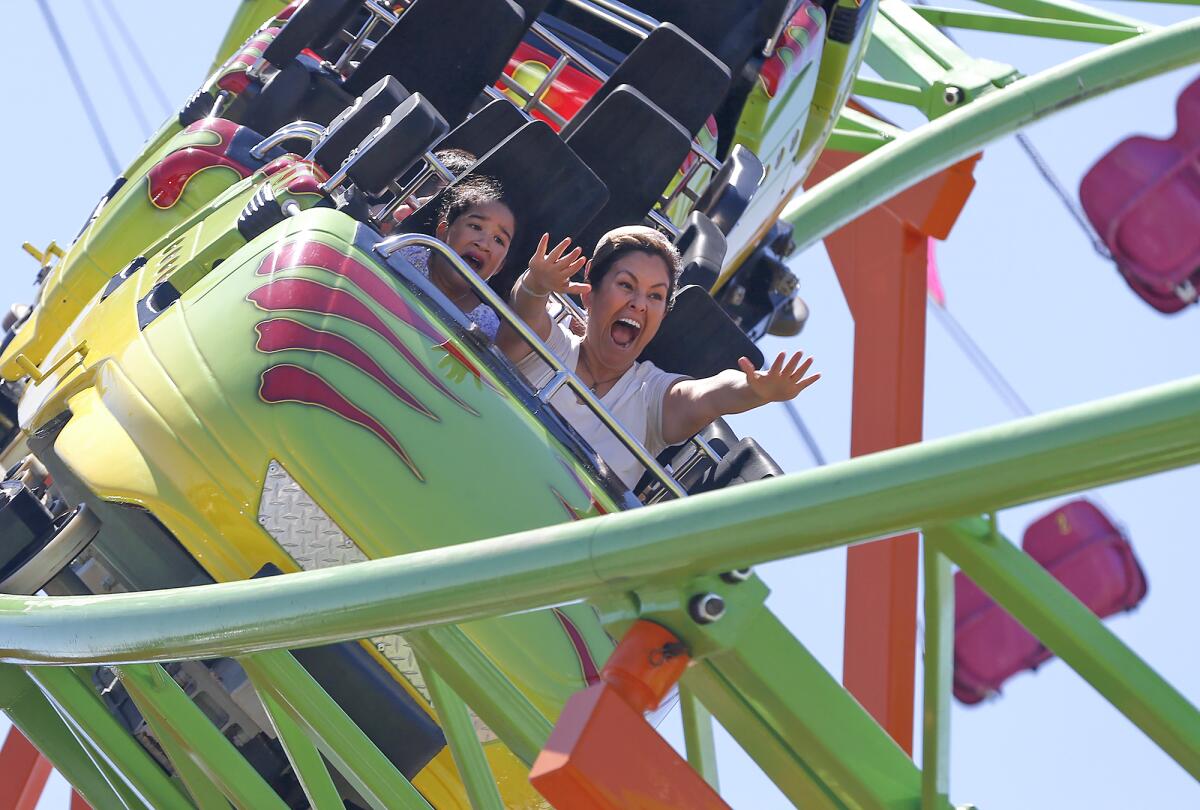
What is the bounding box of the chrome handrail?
[332,0,400,73]
[562,0,652,38]
[251,121,328,160]
[373,233,688,499]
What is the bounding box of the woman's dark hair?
[587,225,683,308]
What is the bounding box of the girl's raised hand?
[737,351,819,404]
[524,234,589,297]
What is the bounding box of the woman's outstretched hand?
[737,351,820,404]
[522,234,589,297]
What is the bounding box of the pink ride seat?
[952,500,1147,704]
[1080,76,1200,313]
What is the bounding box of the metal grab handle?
[251,121,328,160]
[374,233,687,499]
[561,0,654,38]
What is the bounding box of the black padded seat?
[262,0,362,67]
[404,120,609,297]
[346,0,529,127]
[241,55,355,136]
[559,23,730,141]
[512,0,553,23]
[564,85,691,252]
[694,145,765,236]
[638,284,763,379]
[434,98,529,161]
[309,76,410,175]
[675,212,727,290]
[343,93,450,196]
[689,436,784,493]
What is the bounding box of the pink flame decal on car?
[147,119,255,209]
[247,276,478,416]
[552,607,602,686]
[259,363,422,480]
[255,318,437,421]
[257,240,445,344]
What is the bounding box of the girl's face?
[435,201,515,281]
[582,250,671,371]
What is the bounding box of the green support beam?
[0,665,126,810]
[921,545,954,810]
[970,0,1148,28]
[423,665,505,810]
[117,663,290,810]
[680,684,720,792]
[239,650,434,810]
[682,606,944,809]
[912,6,1141,44]
[253,686,344,809]
[929,520,1200,779]
[0,374,1197,666]
[24,666,192,808]
[407,627,553,767]
[786,16,1200,251]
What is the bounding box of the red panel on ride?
[953,500,1147,704]
[1080,76,1200,313]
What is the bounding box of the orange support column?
[805,149,979,752]
[0,729,54,810]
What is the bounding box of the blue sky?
[2,2,1196,807]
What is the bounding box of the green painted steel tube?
[23,666,191,808]
[0,665,125,809]
[423,666,505,810]
[407,627,553,767]
[784,16,1200,251]
[117,664,289,810]
[683,607,942,809]
[252,680,344,809]
[912,6,1140,44]
[852,76,928,107]
[970,0,1147,28]
[920,547,954,810]
[239,650,433,810]
[930,520,1200,779]
[0,375,1197,665]
[680,684,720,792]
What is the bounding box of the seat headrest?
[676,212,727,290]
[560,23,731,141]
[346,0,529,127]
[263,0,362,67]
[638,284,763,378]
[565,85,691,252]
[434,98,529,160]
[309,76,411,174]
[345,93,450,195]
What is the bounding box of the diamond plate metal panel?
[258,460,496,742]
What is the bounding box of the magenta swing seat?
[1080,76,1200,313]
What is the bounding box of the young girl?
[497,225,819,489]
[401,174,514,340]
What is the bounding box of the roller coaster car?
[0,0,874,803]
[953,500,1147,704]
[1081,75,1200,314]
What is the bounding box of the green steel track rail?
[1,374,1196,665]
[1,375,1198,806]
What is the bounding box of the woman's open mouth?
[610,317,642,349]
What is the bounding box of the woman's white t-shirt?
[517,321,686,490]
